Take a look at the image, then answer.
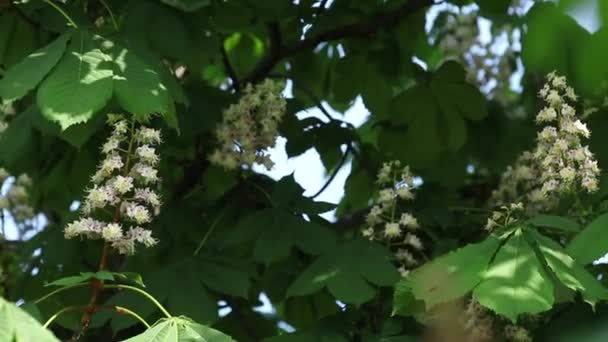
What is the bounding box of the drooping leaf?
[287,239,399,305]
[0,296,60,342]
[224,208,337,264]
[527,215,581,233]
[567,213,608,265]
[530,229,608,306]
[37,31,113,130]
[112,45,176,127]
[0,31,71,101]
[121,316,235,342]
[45,271,115,287]
[407,234,501,308]
[473,229,554,322]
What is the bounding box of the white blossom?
[102,223,123,242]
[383,222,401,238]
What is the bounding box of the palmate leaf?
[473,229,554,322]
[567,213,608,265]
[224,208,337,265]
[0,297,60,342]
[37,31,113,130]
[112,44,177,128]
[121,316,235,342]
[385,61,487,167]
[0,31,71,101]
[287,239,399,305]
[406,234,501,308]
[527,215,581,233]
[529,229,608,306]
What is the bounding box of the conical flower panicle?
[209,79,286,171]
[64,115,163,255]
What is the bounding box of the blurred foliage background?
[3,0,608,340]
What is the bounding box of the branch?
[311,145,352,199]
[239,0,433,85]
[220,40,240,91]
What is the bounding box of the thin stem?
[41,0,78,28]
[104,284,171,318]
[311,145,351,199]
[194,209,227,256]
[34,283,90,304]
[43,306,85,328]
[246,180,275,206]
[114,305,151,328]
[98,0,118,30]
[123,119,137,174]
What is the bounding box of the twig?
[311,145,352,199]
[103,284,172,318]
[315,0,330,17]
[239,0,433,85]
[35,283,91,304]
[220,40,240,91]
[41,0,79,29]
[113,305,151,328]
[193,209,227,256]
[44,306,86,328]
[98,0,118,30]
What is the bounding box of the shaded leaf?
[530,230,608,306]
[567,213,608,264]
[37,32,113,130]
[287,239,399,305]
[0,32,71,101]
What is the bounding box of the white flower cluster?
[0,102,15,136]
[0,170,35,223]
[492,73,600,212]
[64,116,162,255]
[361,161,422,276]
[435,9,519,103]
[209,79,286,170]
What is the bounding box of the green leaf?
[473,229,554,322]
[37,32,113,130]
[196,257,251,298]
[0,296,60,342]
[0,32,71,101]
[45,274,92,287]
[225,208,337,264]
[567,213,608,264]
[45,271,115,287]
[121,316,235,342]
[287,239,399,305]
[530,230,608,306]
[527,215,581,233]
[408,234,501,308]
[391,280,425,317]
[112,45,176,127]
[160,0,211,12]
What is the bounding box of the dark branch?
[239,0,433,85]
[311,145,352,199]
[315,0,330,17]
[220,40,240,91]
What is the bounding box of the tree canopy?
[3,0,608,341]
